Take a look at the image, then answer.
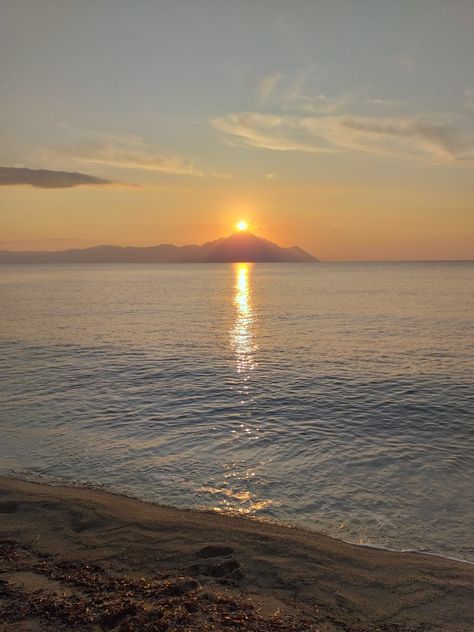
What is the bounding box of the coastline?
[1,476,473,631]
[5,469,474,568]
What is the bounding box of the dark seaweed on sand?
[0,539,430,631]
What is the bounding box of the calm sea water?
[0,263,473,561]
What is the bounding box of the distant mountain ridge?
[0,231,319,263]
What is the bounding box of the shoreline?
[1,476,473,631]
[6,469,474,568]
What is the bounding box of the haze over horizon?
[1,1,474,261]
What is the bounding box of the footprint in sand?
[192,545,244,584]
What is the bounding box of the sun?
[235,220,249,232]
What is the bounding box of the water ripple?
[0,262,473,561]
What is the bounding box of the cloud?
[257,71,282,103]
[286,93,353,114]
[212,112,324,153]
[365,98,407,108]
[219,65,472,164]
[52,134,203,176]
[212,112,474,162]
[0,166,115,188]
[319,115,474,160]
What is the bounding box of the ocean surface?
[0,262,473,562]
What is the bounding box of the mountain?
[0,232,319,263]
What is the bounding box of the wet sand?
[0,476,473,631]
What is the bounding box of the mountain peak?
[195,231,318,262]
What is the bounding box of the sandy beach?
[0,477,472,631]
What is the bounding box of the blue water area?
[0,262,473,561]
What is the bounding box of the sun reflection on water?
[230,262,256,380]
[203,263,274,517]
[198,264,273,516]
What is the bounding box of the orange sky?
[1,178,473,260]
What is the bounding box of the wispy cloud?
[365,98,407,108]
[212,112,474,162]
[51,134,203,177]
[286,92,353,114]
[214,66,474,163]
[213,112,322,153]
[257,66,406,115]
[0,166,115,188]
[243,67,474,162]
[254,67,348,115]
[315,115,473,160]
[257,71,282,104]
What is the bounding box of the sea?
[0,262,473,562]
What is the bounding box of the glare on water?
[223,262,271,515]
[230,263,256,379]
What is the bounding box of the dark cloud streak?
[0,166,114,188]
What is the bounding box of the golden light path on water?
[200,263,275,516]
[231,262,256,380]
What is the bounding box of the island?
[0,231,318,264]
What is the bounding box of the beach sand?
[0,477,472,631]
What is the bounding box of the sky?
[1,0,473,261]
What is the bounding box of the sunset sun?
[235,220,249,232]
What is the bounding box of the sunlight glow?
[230,262,256,378]
[216,262,271,517]
[235,220,249,232]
